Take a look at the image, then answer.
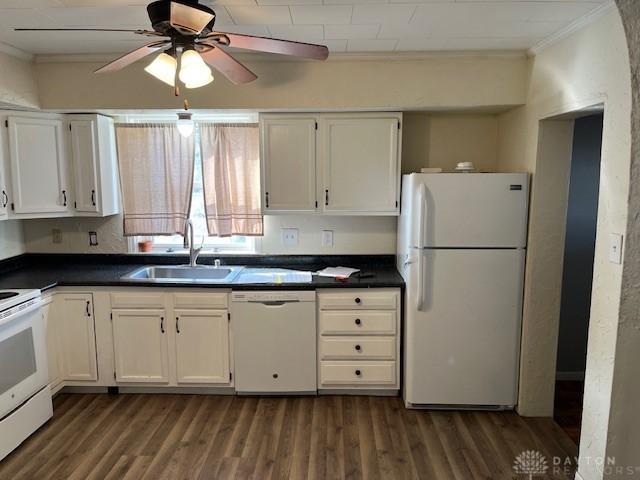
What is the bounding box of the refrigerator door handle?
[418,183,427,248]
[416,251,425,311]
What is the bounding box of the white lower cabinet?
[56,293,98,382]
[112,309,169,383]
[317,289,401,391]
[42,297,63,392]
[174,309,230,384]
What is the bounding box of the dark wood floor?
[554,380,585,445]
[0,393,577,480]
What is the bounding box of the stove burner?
[0,292,19,301]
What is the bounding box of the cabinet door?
[58,294,98,381]
[174,309,230,384]
[261,117,317,213]
[70,119,99,214]
[42,300,63,390]
[112,309,169,383]
[321,116,400,215]
[7,116,70,215]
[0,125,8,220]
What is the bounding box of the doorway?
[553,113,604,444]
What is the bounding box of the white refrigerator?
[397,173,529,409]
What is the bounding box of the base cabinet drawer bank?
[42,287,401,395]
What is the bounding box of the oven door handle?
[0,299,43,328]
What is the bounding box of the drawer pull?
[354,297,361,304]
[355,369,361,376]
[355,344,361,351]
[355,318,361,325]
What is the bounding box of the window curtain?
[199,123,263,237]
[115,124,195,236]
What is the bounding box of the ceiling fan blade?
[15,28,158,34]
[94,41,169,74]
[208,32,329,60]
[170,1,214,35]
[198,43,257,84]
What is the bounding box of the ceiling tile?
[325,24,380,40]
[214,24,270,35]
[325,0,386,4]
[39,6,150,27]
[258,0,319,5]
[322,39,347,52]
[347,38,398,52]
[204,0,258,6]
[227,5,291,25]
[267,24,324,40]
[351,4,416,24]
[396,36,544,51]
[290,5,352,25]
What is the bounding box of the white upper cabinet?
[0,126,7,221]
[320,115,400,215]
[69,114,120,217]
[260,116,317,213]
[260,112,402,216]
[6,115,71,217]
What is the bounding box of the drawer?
[173,292,228,310]
[320,337,395,360]
[319,311,396,335]
[320,361,396,386]
[110,292,165,309]
[318,290,397,311]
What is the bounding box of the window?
[124,113,259,254]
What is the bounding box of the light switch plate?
[609,233,623,264]
[89,231,99,246]
[281,228,298,246]
[322,230,333,247]
[52,229,62,244]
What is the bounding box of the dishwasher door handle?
[246,300,300,306]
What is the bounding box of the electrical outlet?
[322,230,333,247]
[281,228,298,246]
[52,229,62,244]
[89,231,99,246]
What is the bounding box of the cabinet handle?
[355,369,362,376]
[91,190,96,206]
[1,190,7,208]
[85,300,91,317]
[62,190,67,207]
[355,344,361,351]
[176,316,180,334]
[265,192,269,208]
[355,318,361,325]
[325,189,329,206]
[160,316,165,333]
[354,297,361,304]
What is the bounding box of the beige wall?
[0,48,39,109]
[402,113,499,173]
[0,220,24,260]
[496,7,631,480]
[35,54,528,111]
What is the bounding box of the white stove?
[0,287,52,461]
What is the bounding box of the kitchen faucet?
[184,219,203,267]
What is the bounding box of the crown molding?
[0,41,33,62]
[34,49,527,65]
[528,1,616,56]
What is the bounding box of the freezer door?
[407,173,529,248]
[404,248,525,407]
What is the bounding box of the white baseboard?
[557,371,585,381]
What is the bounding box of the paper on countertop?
[316,266,361,278]
[238,269,313,284]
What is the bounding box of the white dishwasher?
[231,291,317,394]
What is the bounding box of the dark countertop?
[0,254,405,292]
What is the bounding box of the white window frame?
[120,112,261,255]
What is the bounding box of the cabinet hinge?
[113,371,116,380]
[230,372,233,381]
[74,201,77,209]
[4,120,7,128]
[69,124,72,131]
[315,200,318,208]
[110,312,113,321]
[315,121,318,130]
[227,312,231,322]
[10,203,14,211]
[395,200,398,208]
[398,120,401,129]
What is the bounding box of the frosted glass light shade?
[144,52,177,86]
[179,49,214,89]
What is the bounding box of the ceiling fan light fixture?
[179,49,214,88]
[144,52,177,86]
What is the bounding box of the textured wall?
[0,220,24,260]
[0,49,39,109]
[605,1,640,477]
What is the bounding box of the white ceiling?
[0,0,609,56]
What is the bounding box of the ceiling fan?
[15,0,330,90]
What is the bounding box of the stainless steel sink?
[121,265,244,283]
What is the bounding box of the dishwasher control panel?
[231,291,316,303]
